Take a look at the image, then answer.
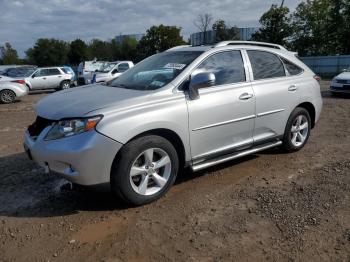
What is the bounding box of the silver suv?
[24,41,323,205]
[26,67,72,90]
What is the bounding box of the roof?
[167,41,289,53]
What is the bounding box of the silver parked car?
[26,67,73,90]
[0,79,28,103]
[24,41,323,205]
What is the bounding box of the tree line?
[1,0,350,66]
[252,0,350,56]
[0,24,186,67]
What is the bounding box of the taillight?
[11,80,26,85]
[313,75,321,83]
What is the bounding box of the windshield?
[110,51,203,91]
[98,63,118,73]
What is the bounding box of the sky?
[0,0,301,57]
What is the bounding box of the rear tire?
[282,107,311,152]
[60,80,71,90]
[111,135,179,206]
[0,90,16,104]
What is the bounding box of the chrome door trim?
[257,109,285,118]
[192,114,256,131]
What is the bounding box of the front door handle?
[239,93,254,100]
[42,77,46,80]
[288,85,298,91]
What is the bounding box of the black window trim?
[177,50,249,91]
[246,49,288,82]
[279,55,304,77]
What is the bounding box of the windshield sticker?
[164,63,186,70]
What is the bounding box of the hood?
[36,84,148,120]
[335,72,350,80]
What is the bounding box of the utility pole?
[280,0,285,7]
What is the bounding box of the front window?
[110,51,203,91]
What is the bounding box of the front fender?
[95,93,191,161]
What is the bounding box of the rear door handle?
[239,93,254,100]
[288,85,298,91]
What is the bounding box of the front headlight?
[45,115,103,141]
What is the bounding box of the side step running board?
[191,140,282,172]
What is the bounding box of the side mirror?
[31,75,35,78]
[188,72,216,100]
[112,69,119,74]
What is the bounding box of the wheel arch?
[115,128,187,169]
[296,102,316,128]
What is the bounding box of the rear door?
[246,50,302,143]
[186,50,255,163]
[45,68,63,88]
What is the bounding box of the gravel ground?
[0,82,349,262]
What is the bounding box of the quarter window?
[280,57,303,75]
[197,51,246,86]
[247,50,286,80]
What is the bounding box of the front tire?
[0,90,16,104]
[282,107,311,152]
[111,135,179,206]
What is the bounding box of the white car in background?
[330,68,350,94]
[77,60,107,85]
[25,67,73,90]
[92,61,134,83]
[0,79,28,104]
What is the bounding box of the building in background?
[239,27,259,41]
[114,34,145,44]
[190,27,259,46]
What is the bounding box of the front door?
[186,50,256,163]
[30,69,48,89]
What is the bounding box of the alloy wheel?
[290,115,309,147]
[1,90,15,103]
[62,82,70,89]
[129,148,172,196]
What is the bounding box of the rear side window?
[197,50,246,86]
[247,50,285,80]
[280,57,303,75]
[47,68,61,75]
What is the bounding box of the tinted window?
[35,69,48,77]
[197,51,246,85]
[47,68,61,75]
[118,63,130,72]
[247,50,286,80]
[280,57,303,75]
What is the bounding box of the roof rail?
[214,41,287,51]
[166,45,191,51]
